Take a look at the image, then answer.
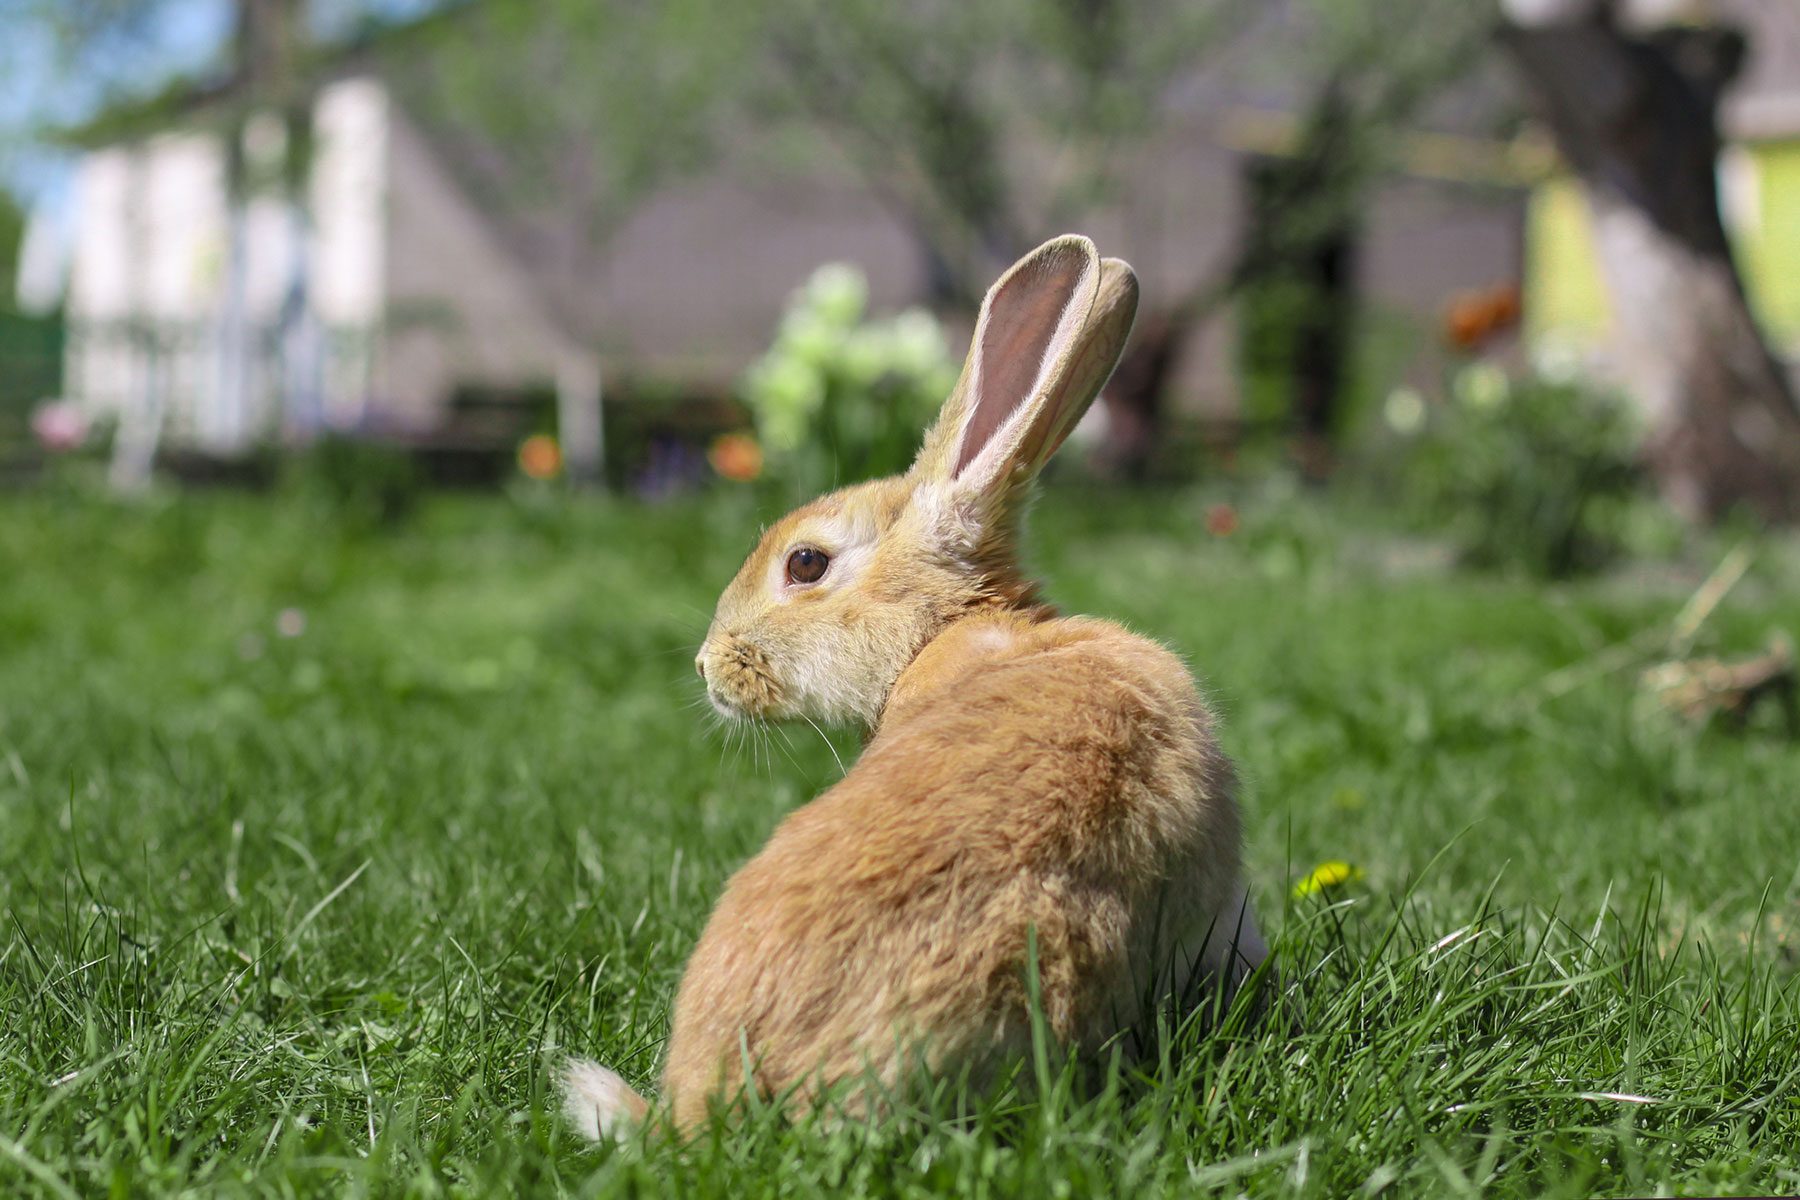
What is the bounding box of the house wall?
[64,148,140,421]
[60,71,1526,453]
[1525,175,1611,348]
[310,77,389,430]
[1740,140,1800,343]
[1061,133,1247,420]
[1364,177,1525,322]
[1718,0,1800,140]
[1079,139,1524,420]
[562,167,928,388]
[564,125,1522,423]
[64,132,258,445]
[63,82,395,449]
[378,98,580,429]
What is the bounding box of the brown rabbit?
[565,235,1265,1140]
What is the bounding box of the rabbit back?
[662,613,1247,1128]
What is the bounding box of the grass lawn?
[1,483,1797,1197]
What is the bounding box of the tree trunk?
[1288,226,1355,477]
[235,0,304,94]
[221,0,310,452]
[1235,85,1363,482]
[1502,6,1800,523]
[1092,309,1185,480]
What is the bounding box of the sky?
[0,1,233,206]
[0,0,437,209]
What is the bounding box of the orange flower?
[518,434,563,480]
[1444,290,1492,352]
[1205,503,1239,537]
[1444,281,1523,353]
[709,432,764,482]
[1484,283,1521,333]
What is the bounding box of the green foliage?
[0,488,1795,1195]
[394,0,766,245]
[0,185,24,285]
[740,264,955,493]
[281,434,423,528]
[1383,363,1675,578]
[0,189,62,440]
[0,312,63,437]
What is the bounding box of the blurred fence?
[63,317,380,450]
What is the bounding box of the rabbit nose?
[695,654,707,681]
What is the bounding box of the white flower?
[887,309,950,373]
[1530,333,1584,385]
[802,263,868,328]
[1453,362,1509,413]
[1384,386,1427,435]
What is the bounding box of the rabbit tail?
[562,1058,650,1142]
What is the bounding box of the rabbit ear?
[912,236,1139,498]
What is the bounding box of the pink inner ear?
[953,254,1087,480]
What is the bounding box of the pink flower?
[31,401,88,453]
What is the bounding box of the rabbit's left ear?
[912,235,1139,498]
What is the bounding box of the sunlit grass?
[0,483,1795,1196]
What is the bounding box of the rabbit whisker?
[799,713,847,777]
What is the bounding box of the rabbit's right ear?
[910,235,1137,503]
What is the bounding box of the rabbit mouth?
[702,636,787,720]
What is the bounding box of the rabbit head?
[697,235,1139,729]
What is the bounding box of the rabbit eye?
[785,547,830,585]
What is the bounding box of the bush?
[738,264,955,494]
[283,434,423,527]
[1383,363,1673,578]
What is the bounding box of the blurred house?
[48,71,597,476]
[37,11,1534,475]
[1526,0,1800,367]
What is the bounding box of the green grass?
[1,483,1797,1197]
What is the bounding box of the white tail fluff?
[561,1058,650,1142]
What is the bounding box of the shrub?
[738,264,955,494]
[284,434,423,527]
[1383,363,1672,578]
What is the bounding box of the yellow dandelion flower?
[1294,860,1365,898]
